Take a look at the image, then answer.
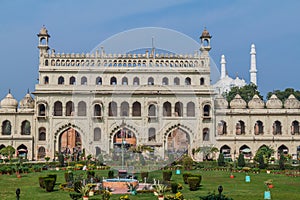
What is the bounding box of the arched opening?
[38,146,46,159]
[69,76,76,85]
[187,102,195,117]
[44,76,49,84]
[217,120,227,135]
[59,128,82,157]
[122,77,128,85]
[95,147,101,156]
[236,120,246,135]
[203,128,209,141]
[278,145,289,155]
[78,101,87,116]
[273,120,282,135]
[132,102,141,116]
[175,102,183,117]
[148,77,154,85]
[291,120,299,135]
[17,144,28,159]
[162,77,169,85]
[167,128,190,154]
[54,101,62,116]
[220,145,231,159]
[120,102,129,116]
[109,101,117,117]
[94,128,101,141]
[174,77,180,85]
[200,77,205,85]
[203,104,211,117]
[113,128,137,147]
[21,120,31,135]
[133,77,139,85]
[58,76,64,85]
[81,76,87,85]
[148,104,156,117]
[0,144,5,150]
[39,127,46,141]
[185,77,191,85]
[66,101,75,116]
[254,120,264,135]
[239,145,252,159]
[163,102,171,116]
[94,104,102,117]
[110,77,117,85]
[38,104,46,116]
[96,77,102,85]
[148,128,156,142]
[2,120,12,135]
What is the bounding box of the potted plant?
[80,185,90,200]
[154,184,167,200]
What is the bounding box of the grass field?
[0,169,300,200]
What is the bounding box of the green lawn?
[0,169,300,200]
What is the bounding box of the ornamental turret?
[37,26,50,56]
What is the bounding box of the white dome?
[248,94,265,109]
[1,92,18,109]
[19,92,35,109]
[230,94,247,108]
[266,94,282,109]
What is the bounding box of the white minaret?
[249,44,257,85]
[220,55,226,79]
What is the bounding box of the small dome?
[230,94,247,108]
[266,94,282,109]
[38,26,50,36]
[215,94,228,109]
[248,94,265,109]
[19,92,35,109]
[200,28,211,38]
[1,92,18,109]
[284,94,300,109]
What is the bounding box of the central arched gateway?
[59,128,82,155]
[113,127,137,148]
[166,127,190,154]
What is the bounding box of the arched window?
[38,127,46,141]
[291,120,299,135]
[203,104,211,117]
[38,104,46,116]
[69,76,76,85]
[110,77,117,85]
[185,77,191,85]
[162,77,169,85]
[203,128,209,141]
[133,77,140,85]
[66,101,75,116]
[200,77,205,85]
[175,102,183,117]
[58,76,64,85]
[148,128,156,141]
[96,77,102,85]
[240,145,251,157]
[148,77,154,85]
[187,102,195,117]
[273,120,282,135]
[132,102,141,116]
[109,101,117,116]
[278,145,289,155]
[44,76,49,84]
[45,60,49,66]
[174,77,180,85]
[217,120,227,135]
[163,102,171,116]
[2,120,11,135]
[78,101,87,116]
[94,128,101,141]
[54,101,62,116]
[220,145,231,158]
[148,104,156,117]
[254,120,264,135]
[122,77,128,85]
[21,120,31,135]
[81,76,87,85]
[38,146,46,159]
[121,102,129,116]
[94,104,102,116]
[236,120,246,135]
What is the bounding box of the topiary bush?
[187,177,200,191]
[44,177,55,192]
[163,170,172,182]
[39,176,47,188]
[171,182,178,193]
[48,174,57,183]
[238,154,245,167]
[218,153,225,167]
[108,170,114,178]
[182,172,192,184]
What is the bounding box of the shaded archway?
[59,128,82,156]
[17,144,28,159]
[239,145,252,159]
[113,127,137,148]
[220,145,231,158]
[278,145,288,155]
[167,128,190,154]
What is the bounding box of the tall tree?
[224,83,263,103]
[267,88,300,101]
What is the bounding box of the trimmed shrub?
[48,174,57,182]
[187,177,200,191]
[44,177,55,192]
[182,172,192,184]
[279,153,285,170]
[163,170,172,182]
[39,176,47,188]
[171,182,178,193]
[218,153,225,167]
[108,170,114,178]
[238,154,246,167]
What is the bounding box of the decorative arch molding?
[162,123,193,143]
[54,123,84,141]
[108,122,138,143]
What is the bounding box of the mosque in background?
[0,26,299,162]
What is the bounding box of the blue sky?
[0,0,300,100]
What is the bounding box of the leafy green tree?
[267,88,300,101]
[254,145,274,163]
[223,83,263,103]
[217,153,225,167]
[195,145,219,161]
[0,145,15,159]
[181,155,194,170]
[258,154,266,169]
[237,154,245,167]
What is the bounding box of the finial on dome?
[8,89,11,94]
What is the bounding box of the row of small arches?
[43,76,206,86]
[1,120,31,136]
[218,120,300,135]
